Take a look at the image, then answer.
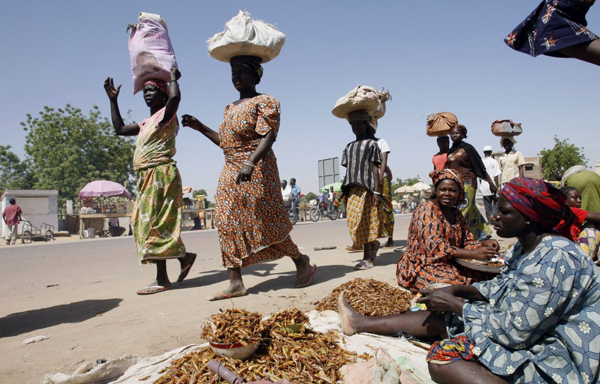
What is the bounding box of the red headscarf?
[144,79,169,96]
[501,177,570,229]
[429,168,465,203]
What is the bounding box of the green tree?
[0,145,36,191]
[21,104,135,202]
[304,191,317,203]
[539,136,588,180]
[192,189,213,207]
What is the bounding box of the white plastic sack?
[371,89,391,120]
[207,10,285,63]
[332,85,382,120]
[128,12,178,94]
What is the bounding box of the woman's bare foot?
[337,291,364,335]
[208,284,248,301]
[293,254,317,288]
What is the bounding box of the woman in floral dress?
[183,56,316,301]
[104,69,196,295]
[339,177,600,384]
[396,169,498,294]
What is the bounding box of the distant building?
[490,153,543,180]
[522,157,543,180]
[1,190,58,240]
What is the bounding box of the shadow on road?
[177,241,407,297]
[0,298,122,338]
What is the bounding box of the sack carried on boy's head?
[426,112,458,137]
[128,12,178,94]
[207,10,286,63]
[332,85,382,120]
[491,119,523,137]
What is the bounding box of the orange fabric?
[396,200,492,293]
[215,95,301,268]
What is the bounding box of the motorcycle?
[284,201,298,225]
[309,196,338,222]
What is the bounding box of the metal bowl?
[209,340,260,360]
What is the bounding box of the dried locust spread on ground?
[200,308,262,345]
[155,308,369,384]
[313,278,413,316]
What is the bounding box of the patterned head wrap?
[429,168,465,203]
[144,79,169,96]
[230,55,263,85]
[347,110,378,130]
[501,177,570,229]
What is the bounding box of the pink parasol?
[79,180,131,199]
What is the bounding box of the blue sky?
[2,1,598,198]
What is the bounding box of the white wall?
[1,190,58,238]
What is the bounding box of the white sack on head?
[332,85,382,120]
[371,89,391,120]
[128,12,178,94]
[207,10,286,63]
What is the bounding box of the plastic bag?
[371,89,391,120]
[491,119,523,137]
[207,10,286,63]
[332,85,382,119]
[128,12,178,94]
[426,112,458,137]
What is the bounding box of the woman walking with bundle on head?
[445,124,497,240]
[183,55,315,301]
[103,69,196,295]
[339,109,386,270]
[182,12,315,301]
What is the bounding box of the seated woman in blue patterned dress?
[339,177,600,384]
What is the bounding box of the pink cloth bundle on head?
[144,79,169,95]
[501,177,570,229]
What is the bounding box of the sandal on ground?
[345,245,363,252]
[354,260,374,270]
[207,290,248,301]
[295,264,317,288]
[136,285,172,295]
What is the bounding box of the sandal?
[354,260,373,270]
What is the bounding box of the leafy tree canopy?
[538,136,588,180]
[304,191,317,202]
[0,145,36,191]
[192,189,213,207]
[21,104,135,202]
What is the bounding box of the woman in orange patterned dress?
[182,56,316,301]
[396,169,498,293]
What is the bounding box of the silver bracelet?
[373,191,381,195]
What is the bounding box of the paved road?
[0,214,411,383]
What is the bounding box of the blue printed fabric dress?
[446,236,600,383]
[505,0,598,57]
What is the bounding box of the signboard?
[318,157,340,189]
